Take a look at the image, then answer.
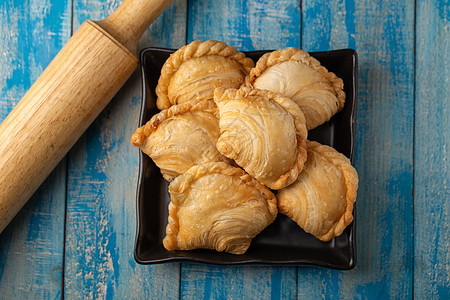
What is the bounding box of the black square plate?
[134,47,358,269]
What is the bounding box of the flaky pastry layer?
[163,162,277,255]
[277,141,358,241]
[214,87,308,190]
[156,40,254,110]
[243,48,345,130]
[131,100,229,181]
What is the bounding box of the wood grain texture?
[180,265,297,300]
[0,0,71,298]
[63,0,186,299]
[415,0,450,298]
[0,0,174,236]
[187,0,300,51]
[180,1,300,299]
[1,0,449,298]
[0,166,66,299]
[97,0,176,54]
[0,20,138,234]
[298,0,414,298]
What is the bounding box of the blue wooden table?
[0,0,449,298]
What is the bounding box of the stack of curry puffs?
[131,40,359,255]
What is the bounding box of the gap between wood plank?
[412,0,417,298]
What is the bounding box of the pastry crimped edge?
[214,86,308,190]
[163,162,278,254]
[130,99,217,148]
[243,47,346,112]
[156,40,255,110]
[278,140,358,242]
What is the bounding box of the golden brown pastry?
[131,100,230,181]
[243,48,345,130]
[214,87,308,190]
[156,40,254,110]
[163,162,278,255]
[277,141,358,242]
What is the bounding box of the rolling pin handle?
[96,0,176,55]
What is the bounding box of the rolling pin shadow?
[0,0,175,233]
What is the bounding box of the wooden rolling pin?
[0,0,175,233]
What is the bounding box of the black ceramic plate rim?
[134,47,358,269]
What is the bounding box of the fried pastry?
[277,141,358,242]
[156,40,254,110]
[243,48,345,130]
[163,162,278,255]
[214,87,308,190]
[130,100,229,181]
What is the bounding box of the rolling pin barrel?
[0,0,174,233]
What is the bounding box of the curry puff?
[131,100,229,181]
[244,48,345,130]
[155,40,254,110]
[277,141,358,242]
[163,162,277,255]
[214,87,308,190]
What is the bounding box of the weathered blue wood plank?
[188,0,300,51]
[181,264,297,300]
[0,166,66,299]
[180,1,300,299]
[0,0,71,298]
[63,0,186,298]
[415,0,450,298]
[298,0,414,298]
